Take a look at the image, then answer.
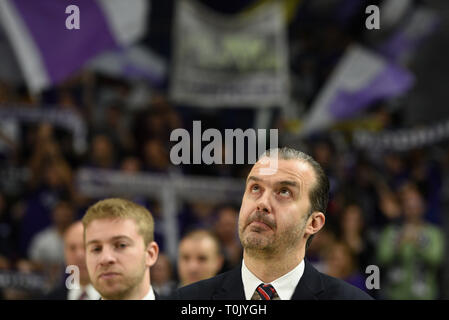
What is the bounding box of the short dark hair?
[261,147,329,249]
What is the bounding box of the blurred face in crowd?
[325,243,355,278]
[238,157,325,258]
[341,205,364,235]
[85,218,158,300]
[121,156,141,173]
[177,234,223,286]
[313,142,332,169]
[215,207,238,243]
[92,135,114,168]
[401,187,425,223]
[150,253,173,286]
[143,139,169,170]
[64,221,90,286]
[52,202,75,232]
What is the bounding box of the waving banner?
[0,0,148,93]
[170,0,289,108]
[300,45,414,136]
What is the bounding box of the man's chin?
[242,234,273,251]
[94,281,126,298]
[98,287,127,300]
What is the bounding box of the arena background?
[0,0,448,300]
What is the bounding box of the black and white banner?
[170,0,289,108]
[353,118,449,152]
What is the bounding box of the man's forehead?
[85,217,138,241]
[248,158,315,183]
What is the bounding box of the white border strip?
[0,0,50,93]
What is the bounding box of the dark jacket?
[172,260,374,300]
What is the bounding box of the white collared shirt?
[68,284,101,300]
[141,286,156,300]
[241,259,305,300]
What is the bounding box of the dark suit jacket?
[172,260,373,300]
[42,284,68,300]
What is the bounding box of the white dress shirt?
[141,286,156,300]
[68,284,101,300]
[241,259,305,300]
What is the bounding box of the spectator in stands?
[377,183,444,299]
[28,201,75,267]
[120,156,142,174]
[177,229,224,287]
[378,188,402,222]
[28,201,75,289]
[324,242,367,292]
[338,203,375,273]
[141,138,171,173]
[305,225,337,273]
[150,253,177,297]
[44,221,100,300]
[20,125,75,257]
[213,205,242,270]
[88,134,117,169]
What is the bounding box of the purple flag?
[301,45,414,135]
[0,0,148,93]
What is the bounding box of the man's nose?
[256,190,272,213]
[99,247,116,266]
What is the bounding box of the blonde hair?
[82,198,154,246]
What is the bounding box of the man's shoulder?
[171,270,235,300]
[40,284,68,300]
[317,271,374,300]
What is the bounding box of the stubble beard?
[239,214,307,258]
[96,258,148,300]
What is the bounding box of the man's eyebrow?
[277,180,298,187]
[110,235,133,242]
[246,176,298,188]
[86,239,100,247]
[246,176,262,184]
[86,235,133,246]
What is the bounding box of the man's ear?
[146,241,159,268]
[305,212,325,237]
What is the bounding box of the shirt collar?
[141,286,156,300]
[241,259,305,300]
[68,284,101,300]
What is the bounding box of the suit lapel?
[211,266,246,300]
[210,260,324,300]
[291,260,324,300]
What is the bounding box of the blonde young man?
[82,198,159,300]
[173,147,373,300]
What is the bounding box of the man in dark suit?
[173,147,373,300]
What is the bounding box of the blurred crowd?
[0,0,448,300]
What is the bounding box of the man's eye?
[116,243,128,249]
[250,185,260,193]
[91,247,101,253]
[279,188,291,197]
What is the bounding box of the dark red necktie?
[255,283,278,300]
[78,290,88,300]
